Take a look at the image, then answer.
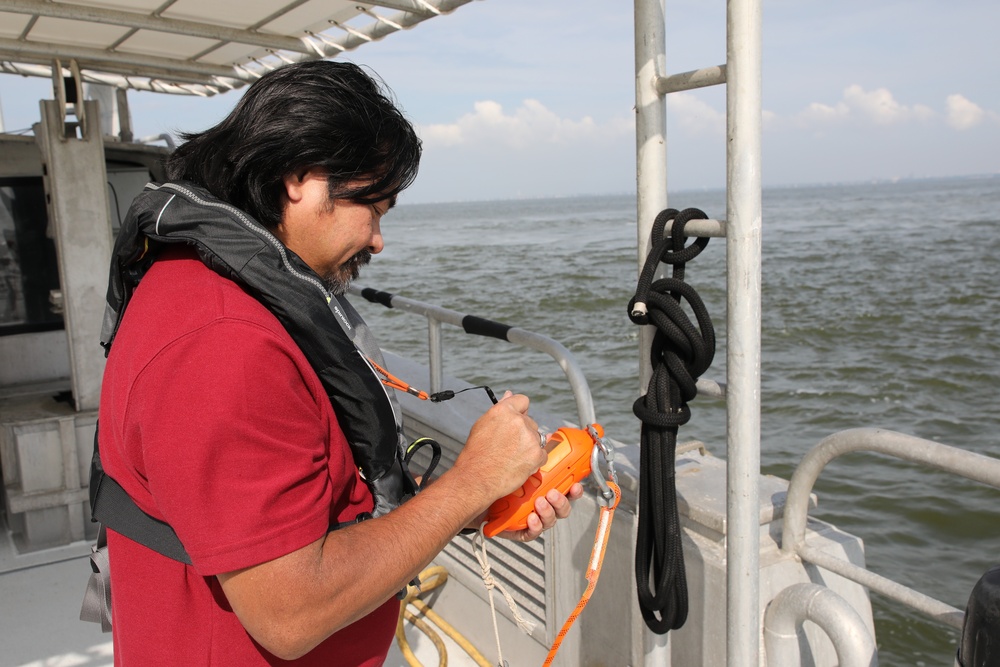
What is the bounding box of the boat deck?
[1,551,478,667]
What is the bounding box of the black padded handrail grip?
[360,287,395,308]
[461,315,512,341]
[355,287,513,341]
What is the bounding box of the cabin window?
[0,177,63,335]
[106,162,156,235]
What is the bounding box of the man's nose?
[369,219,384,254]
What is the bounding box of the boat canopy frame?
[0,0,474,96]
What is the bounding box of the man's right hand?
[453,391,548,503]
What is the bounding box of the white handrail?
[348,285,597,428]
[782,427,1000,630]
[764,583,877,667]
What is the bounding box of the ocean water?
[354,175,1000,666]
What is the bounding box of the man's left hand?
[494,483,585,543]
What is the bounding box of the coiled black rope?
[628,207,716,634]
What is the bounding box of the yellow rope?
[396,566,493,667]
[396,605,448,667]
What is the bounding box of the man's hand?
[451,391,548,503]
[457,390,586,542]
[493,484,585,542]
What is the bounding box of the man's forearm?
[218,463,491,660]
[219,393,549,660]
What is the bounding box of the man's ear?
[282,168,311,204]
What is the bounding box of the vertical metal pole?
[427,317,443,393]
[634,0,667,395]
[116,87,134,142]
[634,0,671,664]
[35,99,112,411]
[725,0,763,666]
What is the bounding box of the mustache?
[344,249,372,278]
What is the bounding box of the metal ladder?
[633,1,763,665]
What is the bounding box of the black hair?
[165,60,421,229]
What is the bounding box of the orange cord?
[542,480,622,666]
[366,357,429,400]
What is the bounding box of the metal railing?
[348,285,597,428]
[763,583,877,667]
[635,0,762,662]
[781,427,1000,630]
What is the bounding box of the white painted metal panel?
[0,11,32,38]
[28,16,132,48]
[117,29,224,59]
[260,0,366,36]
[0,331,70,388]
[62,0,164,11]
[164,0,306,28]
[199,40,273,67]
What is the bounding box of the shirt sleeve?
[126,317,338,575]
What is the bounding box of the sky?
[1,0,998,204]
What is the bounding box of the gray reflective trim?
[154,182,331,300]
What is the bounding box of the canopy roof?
[0,0,473,96]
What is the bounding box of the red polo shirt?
[99,247,397,665]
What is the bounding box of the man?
[98,60,581,665]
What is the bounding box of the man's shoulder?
[123,245,292,349]
[158,246,275,310]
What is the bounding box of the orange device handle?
[483,425,602,538]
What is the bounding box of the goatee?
[324,249,372,295]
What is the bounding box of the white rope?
[472,523,536,666]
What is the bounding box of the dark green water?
[356,175,1000,666]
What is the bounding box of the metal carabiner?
[586,424,618,506]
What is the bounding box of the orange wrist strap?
[543,480,622,666]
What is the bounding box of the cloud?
[667,92,726,135]
[418,92,730,155]
[799,100,849,124]
[762,109,778,130]
[795,84,935,127]
[418,99,631,150]
[945,94,994,130]
[844,85,926,124]
[409,99,637,201]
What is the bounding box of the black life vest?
[99,181,418,519]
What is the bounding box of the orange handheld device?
[483,425,603,538]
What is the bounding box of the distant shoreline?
[403,172,999,207]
